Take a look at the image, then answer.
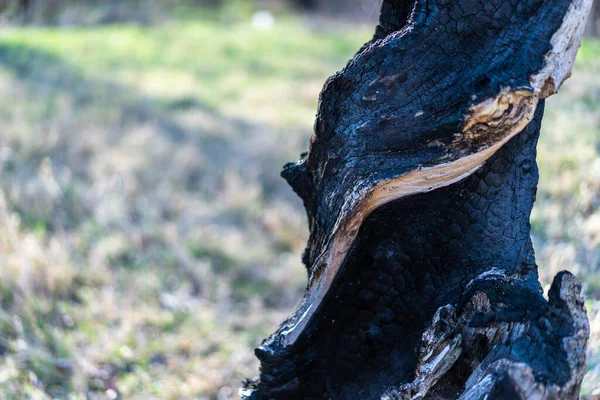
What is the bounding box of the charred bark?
[244,0,594,399]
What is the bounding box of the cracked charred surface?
[243,0,593,399]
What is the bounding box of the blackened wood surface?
[243,0,593,399]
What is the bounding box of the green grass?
[0,7,599,399]
[0,14,365,128]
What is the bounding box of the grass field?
[0,6,599,399]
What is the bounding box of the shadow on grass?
[0,38,308,304]
[0,41,305,226]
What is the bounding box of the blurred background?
[0,0,598,399]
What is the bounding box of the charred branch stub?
[244,0,594,399]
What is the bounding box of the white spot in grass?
[252,11,275,31]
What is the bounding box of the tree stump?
[243,0,594,398]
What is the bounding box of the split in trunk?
[243,0,594,398]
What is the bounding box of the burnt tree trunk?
[244,0,594,399]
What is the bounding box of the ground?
[0,6,598,400]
